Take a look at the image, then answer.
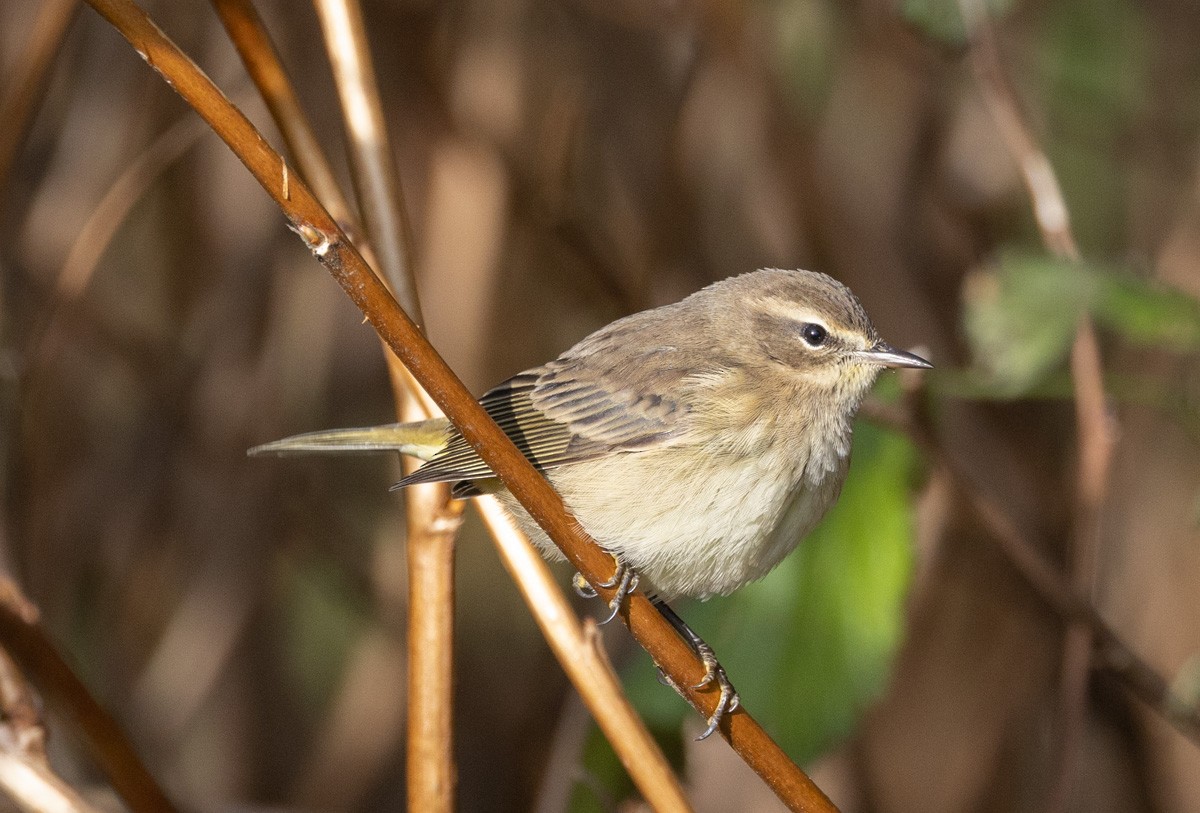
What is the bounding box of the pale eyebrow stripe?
[758,298,828,328]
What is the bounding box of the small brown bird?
[251,268,930,737]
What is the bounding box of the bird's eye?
[800,323,828,347]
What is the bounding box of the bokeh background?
[2,0,1199,811]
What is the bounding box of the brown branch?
[209,0,356,229]
[81,2,833,809]
[391,364,463,813]
[213,2,461,802]
[211,5,675,807]
[306,3,449,804]
[218,0,450,803]
[0,579,177,812]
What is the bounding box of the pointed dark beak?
[858,342,933,369]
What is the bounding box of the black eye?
[800,323,828,347]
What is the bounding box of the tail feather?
[248,419,449,462]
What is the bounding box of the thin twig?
[311,0,422,325]
[25,114,208,381]
[0,649,103,813]
[869,384,1194,742]
[0,0,81,206]
[307,3,452,805]
[264,0,449,799]
[1048,323,1112,812]
[20,114,208,467]
[211,4,459,803]
[862,390,1199,748]
[477,498,694,813]
[209,0,356,229]
[957,1,1120,807]
[81,2,834,808]
[391,362,464,813]
[0,579,177,812]
[957,0,1079,262]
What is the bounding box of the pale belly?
[500,443,848,600]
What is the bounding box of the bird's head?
[712,268,932,411]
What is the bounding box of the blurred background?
[2,0,1199,810]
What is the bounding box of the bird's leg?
[571,556,639,625]
[653,599,740,741]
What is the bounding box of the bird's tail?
[248,419,449,462]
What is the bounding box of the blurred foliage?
[275,552,371,712]
[901,0,1014,45]
[568,719,685,813]
[767,0,844,115]
[964,254,1200,395]
[1035,0,1151,255]
[4,0,1200,810]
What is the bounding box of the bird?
[250,268,931,738]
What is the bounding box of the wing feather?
[396,328,711,491]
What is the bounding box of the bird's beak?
[858,342,933,369]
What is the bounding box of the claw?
[571,572,597,599]
[689,636,722,690]
[695,662,738,740]
[652,599,740,741]
[573,558,640,625]
[597,560,627,589]
[598,566,638,625]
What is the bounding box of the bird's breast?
[538,429,850,600]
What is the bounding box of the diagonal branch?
[0,579,177,812]
[81,1,836,809]
[210,2,682,808]
[210,0,355,229]
[0,648,102,813]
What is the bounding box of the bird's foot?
[653,600,740,741]
[571,557,639,625]
[690,638,740,740]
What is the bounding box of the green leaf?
[1094,275,1200,350]
[963,255,1089,395]
[963,253,1200,395]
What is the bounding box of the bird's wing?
[396,340,702,492]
